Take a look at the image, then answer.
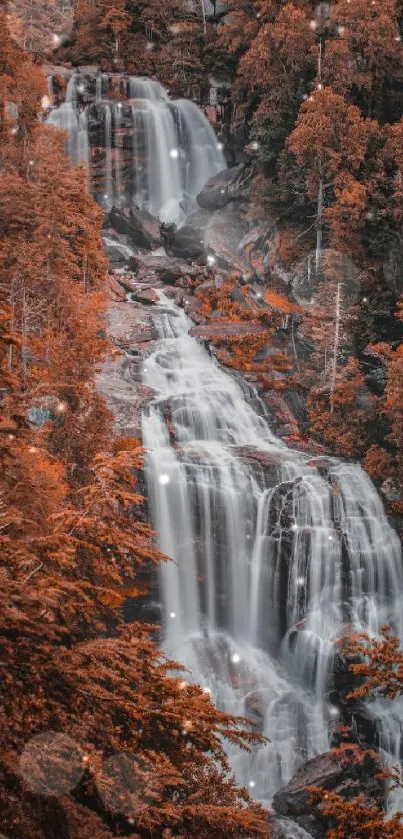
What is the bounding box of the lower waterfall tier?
[141,293,403,807]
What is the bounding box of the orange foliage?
[341,627,403,702]
[307,357,377,457]
[0,21,270,839]
[363,444,394,482]
[310,789,403,839]
[384,344,403,486]
[264,289,301,314]
[195,273,296,383]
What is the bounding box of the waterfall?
[47,72,225,223]
[114,103,124,205]
[141,294,403,806]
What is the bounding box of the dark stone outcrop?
[160,223,205,260]
[104,206,162,250]
[196,163,254,210]
[102,237,133,265]
[272,748,384,838]
[116,274,159,305]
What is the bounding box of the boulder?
[381,477,403,503]
[116,275,159,305]
[272,748,384,838]
[196,163,254,210]
[170,225,205,260]
[155,268,178,285]
[104,206,162,250]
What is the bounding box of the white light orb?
[207,255,216,265]
[169,149,179,159]
[159,474,170,485]
[231,653,241,664]
[217,142,224,150]
[169,611,176,619]
[251,141,259,151]
[249,780,256,788]
[297,576,305,586]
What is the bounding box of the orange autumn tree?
[67,0,207,87]
[1,15,272,839]
[236,2,316,162]
[6,0,73,57]
[324,0,403,123]
[310,628,403,838]
[287,87,377,257]
[194,273,297,383]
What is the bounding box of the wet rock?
[117,275,159,305]
[96,356,155,438]
[105,302,157,349]
[170,225,205,260]
[272,748,384,839]
[107,274,127,302]
[156,268,178,285]
[269,817,314,839]
[104,206,162,250]
[244,690,268,730]
[102,236,135,265]
[196,163,254,210]
[381,477,403,503]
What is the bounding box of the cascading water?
[47,73,89,167]
[47,73,224,223]
[141,294,403,807]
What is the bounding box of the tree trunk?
[315,177,324,275]
[330,282,342,413]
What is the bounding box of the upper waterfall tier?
[46,71,225,224]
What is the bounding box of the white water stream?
[47,74,224,224]
[141,294,403,807]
